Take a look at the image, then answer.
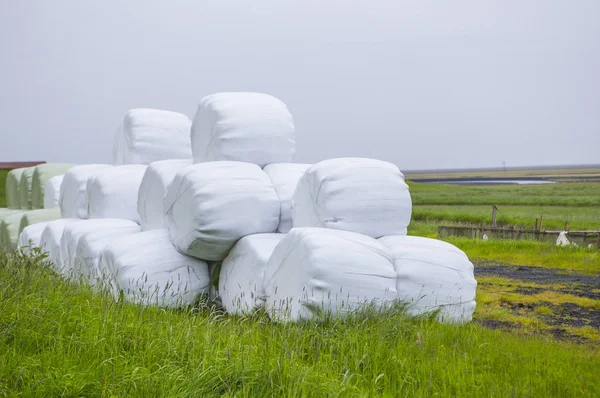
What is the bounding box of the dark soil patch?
[475,319,518,330]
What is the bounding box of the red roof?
[0,161,46,169]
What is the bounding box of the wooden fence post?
[492,205,498,227]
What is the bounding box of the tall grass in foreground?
[0,251,598,397]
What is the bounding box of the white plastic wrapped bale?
[44,176,64,209]
[263,163,311,233]
[5,167,26,209]
[0,212,25,250]
[18,221,54,255]
[264,228,397,322]
[191,93,295,167]
[97,229,210,307]
[31,163,75,209]
[137,159,192,231]
[60,164,113,219]
[75,223,141,285]
[219,233,285,315]
[39,219,78,273]
[292,158,411,238]
[165,162,280,261]
[18,208,61,236]
[113,109,192,165]
[379,235,477,323]
[60,219,140,279]
[0,208,23,220]
[87,165,147,223]
[19,167,35,210]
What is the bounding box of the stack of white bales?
[4,163,74,251]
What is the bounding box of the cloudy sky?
[1,1,598,170]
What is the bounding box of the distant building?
[0,161,46,169]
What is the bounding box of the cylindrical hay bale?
[18,167,35,210]
[263,163,311,233]
[98,229,210,307]
[75,224,141,285]
[165,162,280,261]
[18,208,61,236]
[5,167,26,209]
[292,158,412,238]
[378,235,477,324]
[191,93,296,167]
[137,159,192,231]
[31,163,75,209]
[219,233,285,315]
[44,176,64,209]
[87,165,147,223]
[113,109,192,165]
[0,212,26,250]
[39,219,78,273]
[263,228,397,322]
[18,222,53,255]
[59,165,113,219]
[60,219,140,279]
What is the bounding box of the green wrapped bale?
[31,163,76,209]
[0,212,26,250]
[19,167,35,210]
[18,208,61,236]
[0,208,23,219]
[5,168,26,209]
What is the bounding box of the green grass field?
[1,251,598,397]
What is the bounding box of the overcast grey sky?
[1,1,598,170]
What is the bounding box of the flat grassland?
[0,167,599,396]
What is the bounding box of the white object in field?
[263,163,311,233]
[482,234,489,241]
[98,229,210,307]
[18,222,53,255]
[19,167,35,210]
[219,233,285,315]
[44,176,64,209]
[6,167,26,209]
[556,231,570,246]
[165,161,280,261]
[379,235,477,323]
[292,158,412,238]
[137,159,192,231]
[191,92,295,167]
[86,165,147,223]
[75,224,141,285]
[60,164,113,219]
[18,209,61,242]
[113,108,192,165]
[31,163,75,209]
[39,219,78,273]
[264,228,397,322]
[0,212,25,250]
[60,219,140,279]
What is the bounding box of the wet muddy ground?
[473,261,600,344]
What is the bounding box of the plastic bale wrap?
[31,163,75,209]
[0,212,25,250]
[18,221,54,256]
[5,167,26,209]
[75,224,141,285]
[60,164,113,219]
[18,167,35,210]
[113,109,192,165]
[379,235,477,323]
[264,228,397,322]
[219,233,285,315]
[18,208,61,237]
[263,163,311,233]
[60,219,140,279]
[292,158,411,238]
[0,209,23,220]
[98,229,210,307]
[44,176,64,209]
[87,165,147,223]
[138,159,192,231]
[39,219,78,273]
[191,93,295,167]
[165,162,280,261]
